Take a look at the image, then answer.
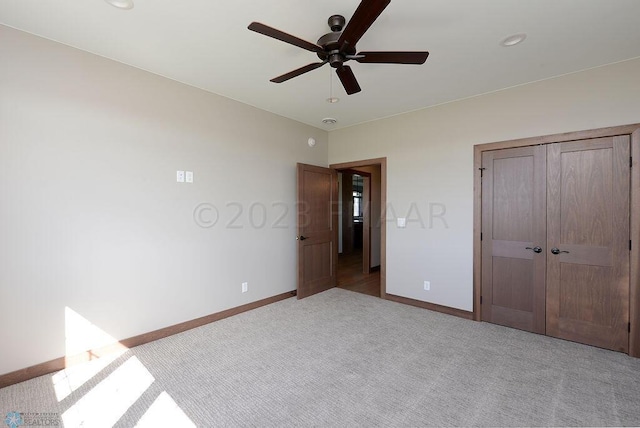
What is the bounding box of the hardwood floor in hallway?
[337,250,381,298]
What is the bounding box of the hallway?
[336,250,381,298]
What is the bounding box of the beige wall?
[329,57,640,311]
[0,26,328,375]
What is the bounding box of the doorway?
[332,158,387,298]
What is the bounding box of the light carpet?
[1,288,640,427]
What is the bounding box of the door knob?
[550,247,569,255]
[526,246,543,253]
[297,235,308,241]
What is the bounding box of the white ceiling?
[2,0,640,130]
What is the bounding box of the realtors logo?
[4,412,23,428]
[4,412,59,427]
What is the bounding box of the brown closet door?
[546,136,630,352]
[481,146,546,334]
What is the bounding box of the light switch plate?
[397,217,406,228]
[176,171,185,183]
[186,171,193,183]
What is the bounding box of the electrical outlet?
[424,280,430,291]
[241,282,248,293]
[186,171,193,183]
[176,170,185,183]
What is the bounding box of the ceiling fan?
[248,0,429,95]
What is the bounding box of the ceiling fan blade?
[336,65,362,95]
[356,51,429,64]
[337,0,391,51]
[270,62,327,83]
[248,22,323,53]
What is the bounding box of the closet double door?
[481,136,631,352]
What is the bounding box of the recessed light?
[322,118,337,124]
[501,33,527,47]
[326,97,340,104]
[104,0,134,10]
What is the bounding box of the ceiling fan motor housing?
[317,15,356,68]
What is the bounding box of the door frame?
[473,123,640,357]
[331,158,387,297]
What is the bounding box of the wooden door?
[546,136,630,352]
[297,163,338,299]
[481,146,547,334]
